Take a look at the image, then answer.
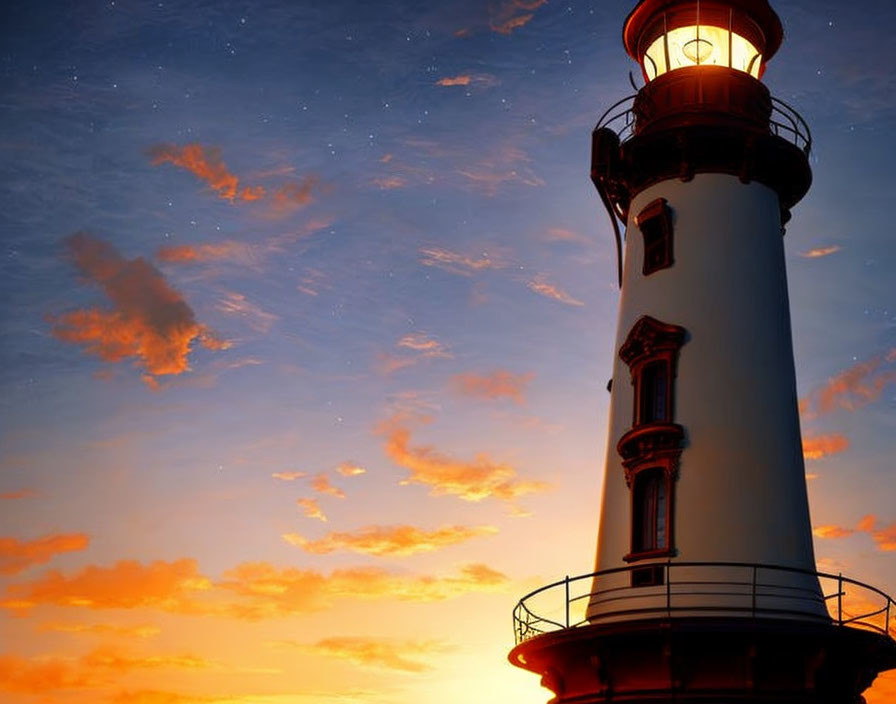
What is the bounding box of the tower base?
[509,618,896,704]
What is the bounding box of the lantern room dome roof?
[623,0,784,64]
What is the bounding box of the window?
[637,360,669,425]
[632,468,668,553]
[617,316,686,565]
[636,198,673,275]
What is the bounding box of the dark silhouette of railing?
[513,561,895,645]
[593,94,811,156]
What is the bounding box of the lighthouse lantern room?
[509,1,896,702]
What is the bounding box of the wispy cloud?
[435,73,498,88]
[488,0,547,34]
[813,525,854,539]
[335,462,366,477]
[377,332,452,375]
[543,227,592,247]
[50,233,230,386]
[379,414,548,502]
[801,349,896,416]
[282,524,497,557]
[419,246,504,276]
[799,245,841,259]
[271,472,306,481]
[0,533,89,575]
[148,143,317,217]
[310,474,345,499]
[307,637,448,672]
[2,558,507,619]
[156,241,254,265]
[0,648,209,695]
[297,498,327,522]
[802,433,849,460]
[148,144,263,202]
[527,275,584,306]
[215,292,278,333]
[40,622,161,638]
[2,558,210,614]
[452,370,533,404]
[812,514,896,551]
[0,489,36,500]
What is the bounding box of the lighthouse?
[509,1,896,702]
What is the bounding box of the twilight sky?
[1,1,895,702]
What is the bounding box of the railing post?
[884,597,893,635]
[666,561,671,617]
[838,573,843,625]
[565,575,570,628]
[751,565,757,618]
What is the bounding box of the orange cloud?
[802,350,896,416]
[81,648,209,671]
[857,515,896,551]
[452,370,533,404]
[379,415,547,502]
[50,233,229,384]
[801,433,849,460]
[0,533,89,575]
[0,654,93,693]
[217,562,507,618]
[271,471,306,481]
[489,0,546,34]
[2,558,210,614]
[310,473,345,499]
[282,524,497,556]
[527,275,584,306]
[4,558,506,621]
[308,637,447,672]
[419,246,503,276]
[811,515,896,551]
[148,143,263,202]
[266,177,317,217]
[156,241,253,264]
[436,75,471,86]
[397,332,451,357]
[800,245,841,258]
[813,525,854,539]
[378,333,452,375]
[297,497,327,522]
[41,622,161,638]
[335,462,366,477]
[0,489,36,500]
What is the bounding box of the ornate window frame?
[617,315,686,566]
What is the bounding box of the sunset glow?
[2,1,895,702]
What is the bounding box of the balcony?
[512,561,895,646]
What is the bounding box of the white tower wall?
[587,173,825,622]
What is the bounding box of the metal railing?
[513,561,895,645]
[593,94,812,157]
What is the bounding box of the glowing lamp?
[623,0,783,81]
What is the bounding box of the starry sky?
[1,1,895,702]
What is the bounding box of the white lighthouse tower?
[509,1,896,702]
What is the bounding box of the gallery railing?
[593,94,811,156]
[513,561,895,645]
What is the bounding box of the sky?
[1,0,895,702]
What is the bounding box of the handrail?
[593,93,812,157]
[512,561,895,645]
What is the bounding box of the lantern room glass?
[642,25,762,80]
